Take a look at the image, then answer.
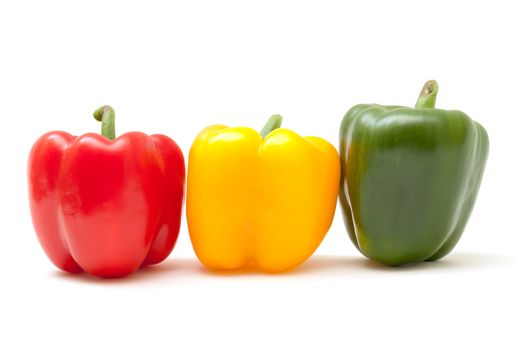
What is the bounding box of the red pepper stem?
[415,80,439,109]
[260,115,283,138]
[93,105,116,140]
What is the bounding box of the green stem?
[93,105,116,140]
[415,80,439,108]
[260,115,283,138]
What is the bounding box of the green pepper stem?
[93,105,116,140]
[415,80,439,108]
[260,115,283,138]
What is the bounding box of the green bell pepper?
[339,80,489,265]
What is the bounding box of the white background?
[1,1,523,349]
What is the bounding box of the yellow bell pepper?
[187,116,340,272]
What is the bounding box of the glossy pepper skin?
[339,81,489,266]
[28,106,185,278]
[187,116,340,272]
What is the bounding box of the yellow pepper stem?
[260,115,283,138]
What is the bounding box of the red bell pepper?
[28,106,185,278]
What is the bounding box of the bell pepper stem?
[260,115,283,138]
[93,105,116,140]
[415,80,439,108]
